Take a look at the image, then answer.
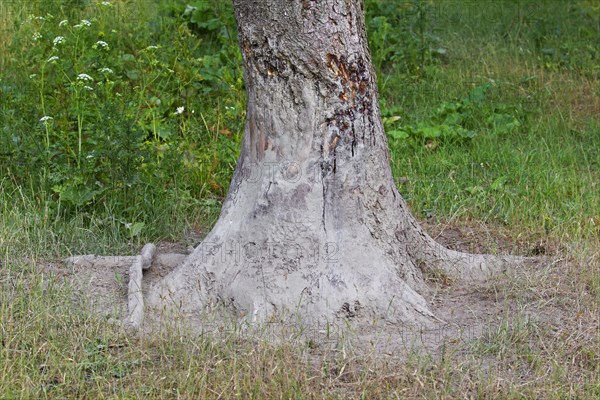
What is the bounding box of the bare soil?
[38,221,599,371]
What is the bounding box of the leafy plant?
[365,0,444,76]
[0,0,244,238]
[385,83,522,147]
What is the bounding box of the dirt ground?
[38,221,599,371]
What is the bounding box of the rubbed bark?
[144,0,521,326]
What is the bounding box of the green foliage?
[0,0,598,244]
[0,0,243,239]
[385,83,522,145]
[365,0,444,76]
[361,0,599,236]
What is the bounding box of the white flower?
[77,73,94,82]
[176,106,185,115]
[84,86,94,91]
[39,116,53,123]
[32,32,42,41]
[100,1,112,5]
[46,56,59,63]
[53,36,65,46]
[59,19,68,27]
[99,67,113,74]
[74,19,91,29]
[93,40,109,50]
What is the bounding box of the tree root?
[419,247,539,282]
[64,247,188,332]
[64,237,540,332]
[125,243,156,330]
[64,252,187,270]
[405,216,541,282]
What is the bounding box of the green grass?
[1,0,599,398]
[375,0,599,240]
[2,0,596,246]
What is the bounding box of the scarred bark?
[67,0,531,329]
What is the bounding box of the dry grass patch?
[2,223,599,398]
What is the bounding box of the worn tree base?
[145,222,534,329]
[65,217,535,332]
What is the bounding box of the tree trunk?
[147,0,515,325]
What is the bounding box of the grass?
[1,0,599,398]
[1,250,598,398]
[379,0,599,240]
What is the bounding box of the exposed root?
[64,233,542,332]
[125,243,156,330]
[425,249,539,281]
[405,215,541,282]
[64,253,186,270]
[64,247,188,332]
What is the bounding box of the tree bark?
[146,0,519,326]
